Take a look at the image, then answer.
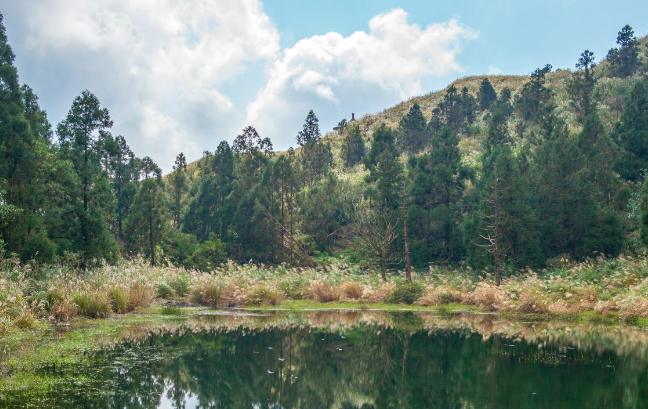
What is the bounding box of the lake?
[2,310,648,408]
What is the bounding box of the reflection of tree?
[9,313,648,408]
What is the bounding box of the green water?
[2,311,648,408]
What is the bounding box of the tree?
[409,127,468,265]
[614,79,648,181]
[0,13,60,262]
[398,103,427,153]
[607,25,639,78]
[364,124,403,210]
[363,124,403,280]
[578,111,620,208]
[125,177,167,265]
[349,205,399,282]
[568,50,596,123]
[296,110,321,146]
[169,152,188,228]
[640,178,648,247]
[184,141,234,241]
[514,64,553,134]
[478,78,497,111]
[57,90,118,266]
[341,124,366,167]
[296,110,332,185]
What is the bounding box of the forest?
[1,12,648,287]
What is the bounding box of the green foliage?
[341,124,366,167]
[387,281,424,305]
[73,293,111,318]
[398,103,428,153]
[109,287,128,313]
[188,236,227,272]
[614,78,648,181]
[364,124,403,210]
[607,25,640,78]
[478,78,497,110]
[124,177,167,265]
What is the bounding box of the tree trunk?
[149,213,155,266]
[403,181,412,282]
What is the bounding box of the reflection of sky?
[158,384,199,409]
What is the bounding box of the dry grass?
[3,255,648,330]
[307,280,340,303]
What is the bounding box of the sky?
[1,0,647,171]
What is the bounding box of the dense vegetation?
[1,10,648,289]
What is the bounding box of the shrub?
[188,236,227,272]
[53,298,78,322]
[246,285,282,306]
[109,287,128,313]
[307,280,340,303]
[13,311,38,329]
[339,281,363,300]
[73,293,111,318]
[190,281,224,307]
[170,277,189,297]
[156,283,174,299]
[126,282,154,311]
[387,282,424,305]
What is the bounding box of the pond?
[2,310,648,408]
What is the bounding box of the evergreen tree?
[0,14,60,261]
[184,141,234,242]
[364,124,403,209]
[341,124,366,167]
[125,177,167,265]
[57,91,118,266]
[514,64,553,133]
[398,103,427,153]
[478,78,497,111]
[169,152,188,228]
[607,25,639,78]
[568,50,597,123]
[409,127,468,265]
[296,110,332,185]
[579,111,620,208]
[614,79,648,181]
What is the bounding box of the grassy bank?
[3,256,648,333]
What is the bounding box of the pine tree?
[568,50,596,123]
[341,124,366,167]
[169,152,188,228]
[614,79,648,181]
[0,13,59,261]
[478,78,497,111]
[364,124,403,210]
[409,127,468,264]
[607,25,639,78]
[296,110,331,185]
[125,177,167,265]
[514,64,553,133]
[398,103,427,153]
[57,91,118,266]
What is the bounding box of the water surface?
[2,311,648,408]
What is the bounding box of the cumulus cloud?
[3,2,476,169]
[8,0,279,170]
[488,64,503,74]
[245,9,477,149]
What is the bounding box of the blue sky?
[1,0,646,171]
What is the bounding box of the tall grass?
[4,255,648,332]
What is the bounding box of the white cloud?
[245,9,477,149]
[488,64,503,74]
[12,0,279,170]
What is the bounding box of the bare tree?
[345,204,399,282]
[479,163,509,286]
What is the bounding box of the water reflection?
[3,311,648,408]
